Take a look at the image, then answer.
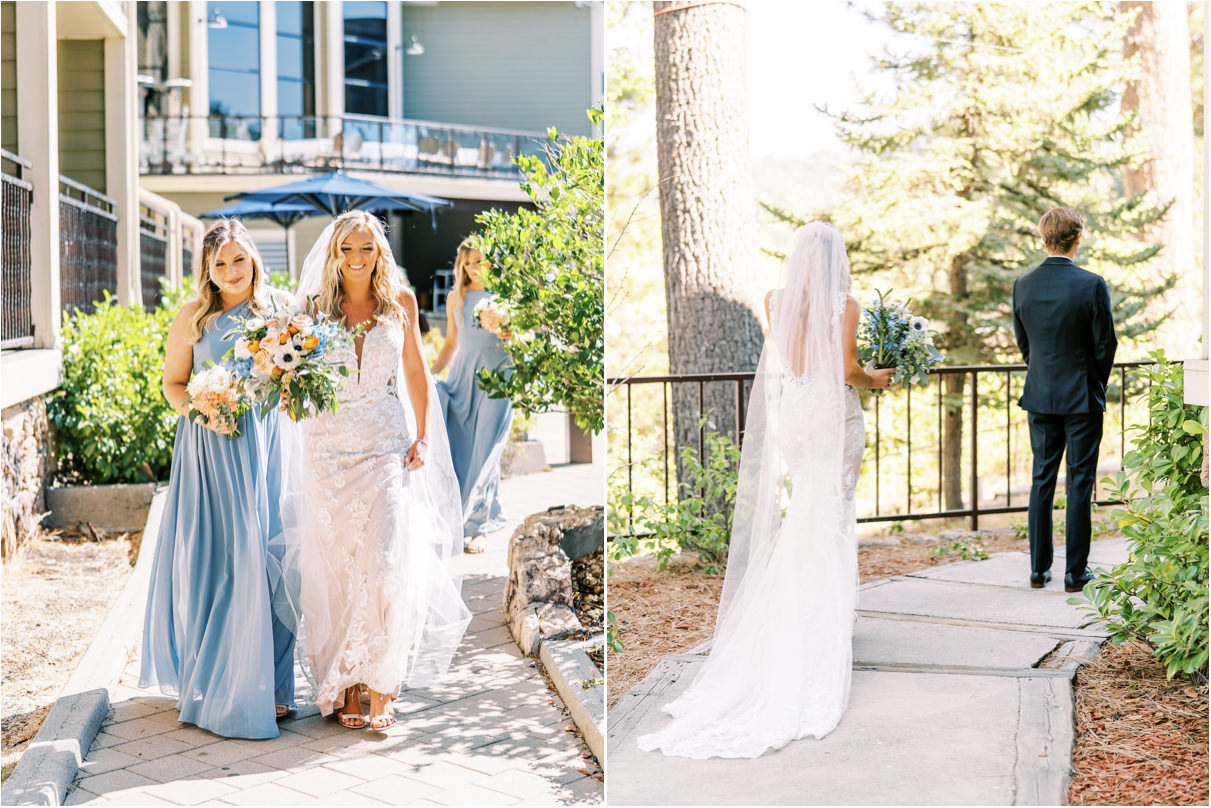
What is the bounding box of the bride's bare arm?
[842,297,894,389]
[399,290,429,466]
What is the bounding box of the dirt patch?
[572,547,604,631]
[1069,641,1209,806]
[1,528,139,782]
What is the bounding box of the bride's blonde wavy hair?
[188,219,270,343]
[313,211,407,325]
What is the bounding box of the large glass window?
[277,1,315,139]
[207,1,260,139]
[343,1,388,117]
[137,1,168,117]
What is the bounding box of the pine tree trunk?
[653,1,763,503]
[1122,1,1196,342]
[942,253,971,511]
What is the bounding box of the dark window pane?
[343,1,386,41]
[277,34,303,80]
[345,83,387,117]
[208,1,258,28]
[344,40,387,84]
[209,67,261,118]
[208,24,259,72]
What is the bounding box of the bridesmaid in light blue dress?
[432,239,513,553]
[140,220,296,739]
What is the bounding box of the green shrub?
[1073,350,1208,679]
[610,421,741,575]
[49,284,190,484]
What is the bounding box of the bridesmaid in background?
[141,219,296,739]
[432,238,514,554]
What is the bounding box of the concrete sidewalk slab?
[51,461,603,807]
[912,538,1129,591]
[610,657,1039,806]
[606,537,1128,805]
[853,616,1059,671]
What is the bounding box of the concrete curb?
[1,488,166,806]
[540,636,605,764]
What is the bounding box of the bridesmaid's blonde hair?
[313,210,407,325]
[447,236,482,316]
[188,219,269,343]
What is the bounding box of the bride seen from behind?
[279,210,471,731]
[637,222,893,759]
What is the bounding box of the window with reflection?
[207,1,261,139]
[344,0,388,118]
[277,1,315,139]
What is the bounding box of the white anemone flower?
[274,342,302,371]
[909,316,929,332]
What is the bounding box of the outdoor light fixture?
[405,35,425,56]
[207,9,227,29]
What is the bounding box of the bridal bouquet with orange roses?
[224,296,357,421]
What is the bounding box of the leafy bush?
[49,284,191,484]
[1073,351,1208,679]
[474,107,604,432]
[930,538,990,561]
[610,423,741,575]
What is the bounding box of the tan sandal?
[368,689,397,730]
[464,535,486,554]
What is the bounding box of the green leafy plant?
[1012,518,1030,540]
[49,284,191,484]
[474,107,604,432]
[610,421,741,575]
[929,538,991,561]
[606,609,623,653]
[1072,351,1208,680]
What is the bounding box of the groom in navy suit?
[1012,208,1117,593]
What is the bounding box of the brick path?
[64,461,604,806]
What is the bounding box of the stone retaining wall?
[2,395,53,558]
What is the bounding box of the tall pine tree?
[788,2,1174,510]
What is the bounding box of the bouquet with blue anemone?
[856,289,945,387]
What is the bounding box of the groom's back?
[1012,257,1113,414]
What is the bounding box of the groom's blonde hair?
[1039,208,1083,254]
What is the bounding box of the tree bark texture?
[653,0,763,501]
[1122,1,1196,339]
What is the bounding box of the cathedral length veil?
[269,219,469,696]
[637,222,858,759]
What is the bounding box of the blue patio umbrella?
[200,199,317,228]
[224,170,453,222]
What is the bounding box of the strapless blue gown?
[140,299,296,739]
[436,290,514,537]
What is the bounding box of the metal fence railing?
[59,175,118,314]
[139,200,170,311]
[2,149,34,349]
[608,361,1154,537]
[140,114,547,179]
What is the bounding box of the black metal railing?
[139,201,169,311]
[2,149,34,349]
[59,175,118,314]
[139,113,547,178]
[607,361,1154,536]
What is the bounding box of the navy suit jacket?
[1012,256,1117,414]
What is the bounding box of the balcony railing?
[2,149,34,349]
[140,114,547,179]
[139,200,169,312]
[59,175,118,314]
[607,362,1154,538]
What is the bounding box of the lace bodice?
[329,315,408,405]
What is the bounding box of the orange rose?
[287,324,299,336]
[271,366,284,380]
[278,332,289,345]
[303,335,319,351]
[247,339,261,353]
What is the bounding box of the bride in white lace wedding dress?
[278,211,471,730]
[637,222,894,759]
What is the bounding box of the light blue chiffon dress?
[140,300,296,739]
[436,290,514,537]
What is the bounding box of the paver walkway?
[608,537,1130,806]
[64,460,604,806]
